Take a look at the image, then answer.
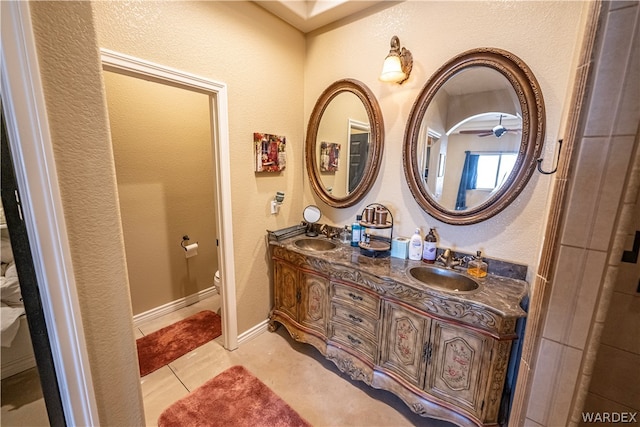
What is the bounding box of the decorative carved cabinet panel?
[272,259,329,343]
[299,271,329,336]
[273,260,298,322]
[428,321,488,415]
[379,301,430,388]
[269,242,524,427]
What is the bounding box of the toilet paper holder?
[181,235,198,249]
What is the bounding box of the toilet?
[214,270,221,294]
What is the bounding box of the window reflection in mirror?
[476,152,517,189]
[415,66,525,211]
[455,151,518,210]
[418,109,523,211]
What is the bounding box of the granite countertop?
[270,234,528,320]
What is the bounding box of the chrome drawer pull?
[348,292,363,301]
[347,334,362,345]
[348,314,363,323]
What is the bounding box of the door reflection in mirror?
[316,92,369,198]
[347,119,370,194]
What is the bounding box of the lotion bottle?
[351,215,362,247]
[422,228,437,263]
[409,229,423,260]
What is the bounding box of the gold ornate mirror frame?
[403,48,545,225]
[306,79,384,208]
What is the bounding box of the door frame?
[1,2,99,424]
[100,49,238,351]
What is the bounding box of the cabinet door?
[299,270,329,337]
[426,321,489,416]
[273,260,298,321]
[379,301,430,387]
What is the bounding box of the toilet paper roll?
[184,243,199,259]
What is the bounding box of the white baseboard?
[237,319,270,346]
[132,286,218,328]
[131,286,269,347]
[1,353,36,380]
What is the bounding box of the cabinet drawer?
[329,323,376,362]
[331,303,378,337]
[332,282,379,316]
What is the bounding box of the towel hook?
[537,139,563,175]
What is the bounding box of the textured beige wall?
[28,2,144,425]
[103,71,218,315]
[304,0,588,277]
[92,1,306,333]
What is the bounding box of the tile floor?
[2,295,456,426]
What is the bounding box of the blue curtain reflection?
[455,151,479,210]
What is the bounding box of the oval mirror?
[306,79,384,208]
[404,48,545,225]
[303,205,322,236]
[303,205,322,223]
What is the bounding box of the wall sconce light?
[271,191,285,214]
[380,35,412,84]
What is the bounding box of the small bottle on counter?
[408,228,423,260]
[341,225,351,244]
[422,228,437,264]
[351,215,362,247]
[467,250,488,278]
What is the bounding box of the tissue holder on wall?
[181,235,199,259]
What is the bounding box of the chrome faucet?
[436,249,464,269]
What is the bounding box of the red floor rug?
[157,365,312,427]
[137,310,221,377]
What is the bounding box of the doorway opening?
[101,50,237,350]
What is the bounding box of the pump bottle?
[422,228,437,263]
[409,229,423,260]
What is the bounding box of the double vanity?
[274,46,543,425]
[268,234,527,426]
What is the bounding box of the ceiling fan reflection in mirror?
[459,114,521,138]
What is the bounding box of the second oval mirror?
[306,79,384,208]
[404,48,545,225]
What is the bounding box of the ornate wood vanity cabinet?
[269,238,527,427]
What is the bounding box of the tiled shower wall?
[580,187,640,422]
[525,1,640,426]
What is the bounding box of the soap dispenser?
[422,228,437,264]
[409,229,423,260]
[467,250,488,278]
